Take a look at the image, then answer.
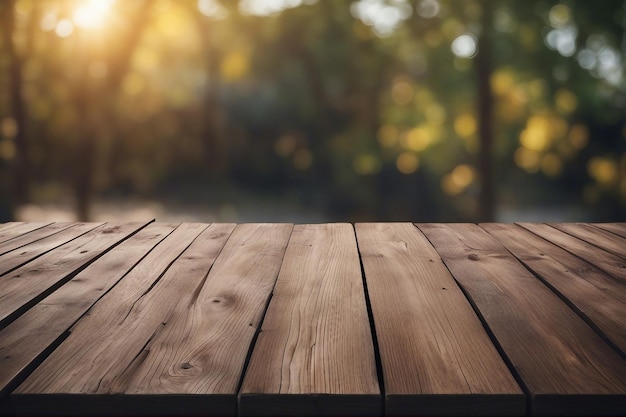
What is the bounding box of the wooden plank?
[518,222,626,284]
[355,223,523,417]
[592,223,626,239]
[549,223,626,259]
[418,223,626,416]
[0,222,102,277]
[14,223,292,417]
[0,223,177,398]
[0,222,52,244]
[116,223,292,414]
[481,223,626,356]
[0,222,75,256]
[10,222,214,417]
[240,224,381,417]
[0,222,148,330]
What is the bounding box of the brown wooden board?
[0,222,75,256]
[117,223,291,414]
[418,223,626,416]
[592,223,626,239]
[0,223,177,398]
[240,224,380,417]
[549,223,626,259]
[518,222,626,284]
[10,222,214,416]
[482,223,626,357]
[13,223,291,417]
[0,222,51,244]
[0,222,147,330]
[356,223,523,417]
[0,222,102,277]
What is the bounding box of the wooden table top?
[0,221,624,417]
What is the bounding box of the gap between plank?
[234,224,295,401]
[516,223,624,284]
[413,223,533,417]
[353,225,386,417]
[2,222,173,401]
[0,223,101,279]
[116,223,205,325]
[479,224,625,360]
[0,221,155,332]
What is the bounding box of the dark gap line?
[0,221,154,332]
[353,224,386,417]
[482,224,625,360]
[0,223,77,257]
[0,223,104,279]
[490,224,626,359]
[235,223,295,414]
[588,223,626,242]
[0,222,53,245]
[415,223,533,417]
[1,222,165,403]
[515,222,625,285]
[545,223,626,261]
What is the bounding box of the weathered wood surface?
[356,223,523,416]
[12,223,292,417]
[418,223,625,416]
[0,222,624,417]
[549,222,626,259]
[592,222,626,239]
[0,222,148,329]
[0,222,101,276]
[0,222,52,244]
[518,222,626,283]
[482,223,626,356]
[0,223,177,397]
[240,224,380,417]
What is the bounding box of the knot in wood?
[210,293,234,307]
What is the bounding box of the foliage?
[0,0,625,221]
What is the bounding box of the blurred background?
[0,0,624,223]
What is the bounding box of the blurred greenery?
[0,0,624,222]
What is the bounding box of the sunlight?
[73,0,116,29]
[451,34,477,59]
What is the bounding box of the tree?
[1,0,31,217]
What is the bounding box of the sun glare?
[73,0,116,29]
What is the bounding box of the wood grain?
[0,222,147,330]
[118,224,291,404]
[0,223,176,397]
[14,223,291,417]
[482,223,626,356]
[356,223,523,417]
[0,222,74,256]
[418,223,626,416]
[0,222,51,244]
[11,223,214,416]
[549,222,626,259]
[240,224,380,417]
[0,222,101,276]
[518,222,626,284]
[592,223,626,239]
[2,222,625,416]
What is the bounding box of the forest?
[0,0,625,223]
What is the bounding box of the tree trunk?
[2,0,29,215]
[476,3,495,222]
